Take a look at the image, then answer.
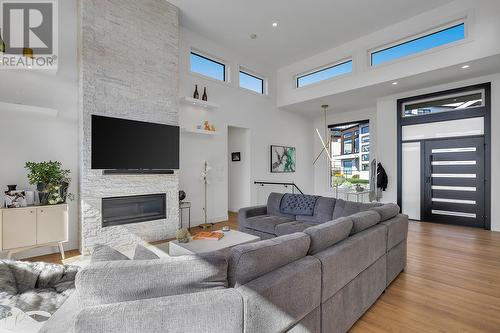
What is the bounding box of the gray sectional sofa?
[41,193,408,333]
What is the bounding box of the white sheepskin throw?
[0,260,79,319]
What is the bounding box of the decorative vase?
[179,190,186,201]
[37,183,49,205]
[59,181,69,203]
[7,185,17,192]
[193,84,199,99]
[202,87,208,101]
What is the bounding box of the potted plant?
[25,161,72,205]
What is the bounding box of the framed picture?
[270,145,296,173]
[231,152,241,162]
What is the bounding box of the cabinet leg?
[58,242,65,260]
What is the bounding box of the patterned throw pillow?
[280,194,320,216]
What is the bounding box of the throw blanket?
[0,260,79,320]
[280,193,320,216]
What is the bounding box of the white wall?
[0,0,78,259]
[277,0,500,108]
[179,28,314,226]
[228,126,251,212]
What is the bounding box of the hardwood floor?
[351,221,500,333]
[27,216,500,332]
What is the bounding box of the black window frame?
[190,51,226,82]
[239,70,265,94]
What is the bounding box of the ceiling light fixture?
[272,22,278,27]
[461,64,470,69]
[250,33,257,39]
[392,81,398,85]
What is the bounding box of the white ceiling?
[169,0,454,68]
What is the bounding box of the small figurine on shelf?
[210,125,216,132]
[193,84,200,99]
[202,87,208,101]
[203,121,211,131]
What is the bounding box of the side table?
[179,201,192,230]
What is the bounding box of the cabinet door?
[2,209,37,249]
[37,205,68,245]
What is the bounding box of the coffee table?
[168,230,260,256]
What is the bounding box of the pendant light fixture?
[313,105,333,165]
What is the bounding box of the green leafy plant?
[25,161,72,205]
[25,161,70,185]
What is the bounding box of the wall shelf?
[0,101,58,117]
[180,97,219,110]
[182,128,221,136]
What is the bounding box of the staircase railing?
[254,181,304,194]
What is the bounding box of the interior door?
[423,137,485,228]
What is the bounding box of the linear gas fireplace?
[102,194,166,227]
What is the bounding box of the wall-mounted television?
[91,115,179,171]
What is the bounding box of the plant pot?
[37,183,49,205]
[59,182,69,203]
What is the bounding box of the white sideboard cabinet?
[0,204,68,259]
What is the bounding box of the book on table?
[193,231,224,241]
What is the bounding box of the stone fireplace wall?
[79,0,179,255]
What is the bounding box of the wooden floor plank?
[27,217,500,332]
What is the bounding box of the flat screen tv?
[91,115,179,170]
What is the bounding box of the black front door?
[422,137,485,228]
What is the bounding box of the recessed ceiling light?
[461,64,470,69]
[250,33,257,39]
[272,22,278,27]
[392,81,399,85]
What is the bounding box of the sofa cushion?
[91,244,129,263]
[76,253,228,306]
[227,233,310,288]
[332,199,382,219]
[235,256,321,333]
[296,197,336,224]
[275,221,315,236]
[381,214,409,249]
[303,217,353,255]
[370,203,400,221]
[133,244,160,260]
[280,193,320,216]
[314,225,387,302]
[267,193,296,218]
[245,215,294,234]
[350,211,381,234]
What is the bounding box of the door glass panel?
[402,90,484,117]
[432,147,476,153]
[432,210,476,218]
[432,174,476,178]
[432,185,476,191]
[432,198,476,205]
[431,161,476,165]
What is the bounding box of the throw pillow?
[133,244,160,260]
[91,244,129,263]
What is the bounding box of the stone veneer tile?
[79,0,179,255]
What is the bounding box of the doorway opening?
[228,126,251,214]
[397,83,491,229]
